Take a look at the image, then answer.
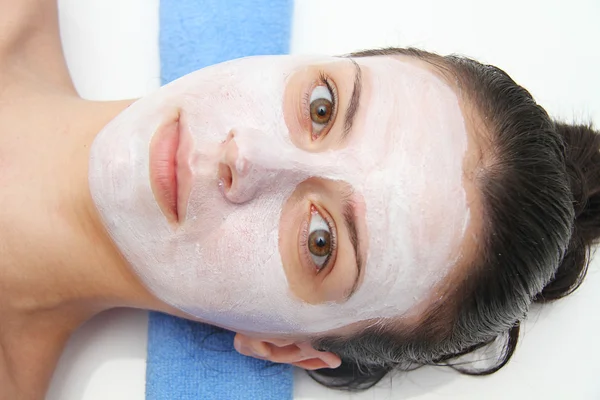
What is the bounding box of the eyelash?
[301,72,338,140]
[299,204,338,274]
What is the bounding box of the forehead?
[279,54,473,319]
[350,54,464,145]
[336,55,470,227]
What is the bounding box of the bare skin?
[0,3,343,398]
[0,1,164,398]
[0,1,487,398]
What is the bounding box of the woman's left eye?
[307,207,334,271]
[308,84,335,140]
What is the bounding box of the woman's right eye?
[308,78,336,140]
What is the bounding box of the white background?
[48,0,600,399]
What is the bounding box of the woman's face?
[89,54,472,335]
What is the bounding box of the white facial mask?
[89,55,469,334]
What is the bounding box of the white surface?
[48,0,600,399]
[59,0,160,100]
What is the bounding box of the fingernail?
[253,347,269,358]
[252,342,272,358]
[233,336,242,352]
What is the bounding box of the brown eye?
[307,208,333,271]
[309,229,331,257]
[310,98,333,125]
[308,85,334,139]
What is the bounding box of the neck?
[0,95,147,310]
[0,91,156,397]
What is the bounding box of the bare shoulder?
[0,0,74,92]
[0,1,53,51]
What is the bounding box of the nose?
[218,130,264,204]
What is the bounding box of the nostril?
[222,130,235,145]
[218,162,233,194]
[219,129,260,204]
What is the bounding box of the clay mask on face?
[89,55,469,334]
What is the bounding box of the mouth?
[149,114,185,223]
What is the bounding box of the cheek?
[278,200,306,298]
[168,75,288,145]
[283,74,308,148]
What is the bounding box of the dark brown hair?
[308,48,599,390]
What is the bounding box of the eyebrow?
[341,194,363,300]
[342,59,363,140]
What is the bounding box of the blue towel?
[160,0,294,82]
[146,1,294,399]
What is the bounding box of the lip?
[149,115,185,223]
